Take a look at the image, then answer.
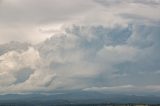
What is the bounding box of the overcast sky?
[0,0,160,95]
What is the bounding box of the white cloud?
[146,85,160,92]
[83,85,134,92]
[97,45,139,64]
[0,47,57,93]
[83,84,160,94]
[0,47,41,72]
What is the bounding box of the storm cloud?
[0,0,160,95]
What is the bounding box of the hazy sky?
[0,0,160,95]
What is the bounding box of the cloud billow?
[0,23,160,95]
[0,0,160,95]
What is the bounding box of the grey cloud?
[0,41,31,56]
[14,68,33,84]
[37,24,160,91]
[83,85,160,95]
[65,25,132,49]
[120,13,160,25]
[0,0,96,44]
[0,23,160,94]
[0,0,93,24]
[94,0,122,6]
[0,0,160,95]
[131,0,160,5]
[111,25,160,86]
[1,0,160,44]
[94,0,160,6]
[94,0,160,26]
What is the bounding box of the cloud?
[97,45,138,64]
[94,0,160,6]
[0,23,160,94]
[0,41,31,56]
[0,0,160,94]
[83,85,135,92]
[0,0,96,44]
[83,84,160,95]
[1,0,160,44]
[0,0,94,24]
[131,0,160,5]
[0,47,56,93]
[94,0,160,25]
[0,47,40,84]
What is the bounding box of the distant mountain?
[0,91,160,104]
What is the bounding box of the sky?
[0,0,160,95]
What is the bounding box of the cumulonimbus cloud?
[0,23,160,95]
